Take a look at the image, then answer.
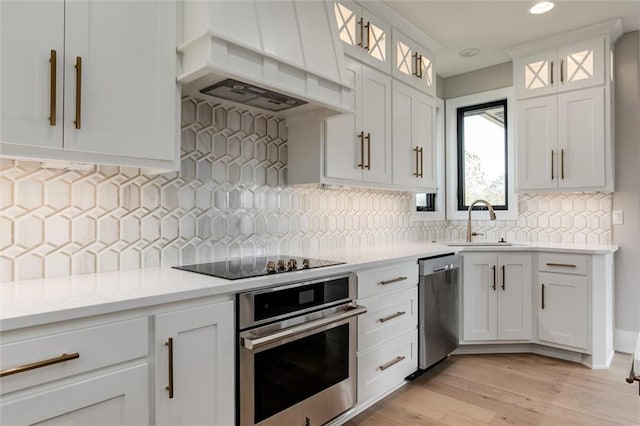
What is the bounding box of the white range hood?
[178,0,353,118]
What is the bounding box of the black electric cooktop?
[173,256,345,280]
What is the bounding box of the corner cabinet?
[155,301,235,426]
[0,0,179,171]
[508,21,621,193]
[462,253,532,342]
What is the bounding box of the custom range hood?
[178,0,353,118]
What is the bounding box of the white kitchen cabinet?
[154,301,235,426]
[0,0,179,171]
[333,0,391,73]
[289,56,392,187]
[391,29,435,96]
[517,87,605,191]
[462,253,532,342]
[392,80,437,191]
[356,262,418,405]
[513,37,605,99]
[0,317,149,425]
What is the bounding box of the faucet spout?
[466,199,497,242]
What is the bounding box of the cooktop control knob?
[277,260,286,272]
[287,259,297,271]
[266,261,276,274]
[302,258,310,269]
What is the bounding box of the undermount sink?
[445,242,514,247]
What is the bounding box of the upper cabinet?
[508,19,621,193]
[334,1,391,73]
[0,0,179,171]
[392,29,435,97]
[514,38,605,99]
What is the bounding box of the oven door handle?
[241,305,367,351]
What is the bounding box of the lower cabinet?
[356,262,419,405]
[0,364,149,425]
[154,300,235,426]
[537,254,589,350]
[462,253,532,341]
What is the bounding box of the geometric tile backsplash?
[0,97,612,282]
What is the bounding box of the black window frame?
[456,98,509,212]
[416,193,436,212]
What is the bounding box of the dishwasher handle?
[432,263,459,273]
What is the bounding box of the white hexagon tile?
[0,97,612,282]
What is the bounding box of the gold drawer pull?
[0,352,79,378]
[546,262,577,268]
[380,276,408,285]
[379,355,406,371]
[165,338,174,399]
[379,311,406,323]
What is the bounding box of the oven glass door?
[254,323,349,423]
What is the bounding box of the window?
[456,99,508,211]
[416,193,436,212]
[445,87,517,220]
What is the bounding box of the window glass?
[456,99,508,210]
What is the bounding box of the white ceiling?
[383,0,640,77]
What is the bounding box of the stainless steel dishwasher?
[418,253,461,370]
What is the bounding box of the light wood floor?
[344,353,640,425]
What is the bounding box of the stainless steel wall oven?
[237,273,366,426]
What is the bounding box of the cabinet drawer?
[0,317,148,394]
[357,329,417,404]
[358,262,418,299]
[538,254,588,275]
[358,287,417,351]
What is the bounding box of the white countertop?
[0,241,617,332]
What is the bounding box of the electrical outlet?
[612,210,624,225]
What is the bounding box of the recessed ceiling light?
[529,1,555,14]
[459,48,481,58]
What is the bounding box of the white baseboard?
[615,329,639,354]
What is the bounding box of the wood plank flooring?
[344,353,640,425]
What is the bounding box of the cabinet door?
[392,81,417,187]
[360,9,391,73]
[557,87,605,189]
[516,95,558,190]
[415,92,437,190]
[462,254,498,341]
[497,254,532,340]
[63,0,177,161]
[0,364,148,425]
[333,1,363,61]
[417,48,435,97]
[557,38,605,93]
[514,49,557,99]
[325,57,362,181]
[361,64,392,184]
[155,301,235,426]
[538,272,588,350]
[0,0,64,149]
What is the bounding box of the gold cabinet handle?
[412,52,419,77]
[364,21,371,51]
[165,338,174,399]
[365,132,371,170]
[357,18,364,48]
[551,150,555,180]
[379,311,406,323]
[561,149,565,179]
[491,265,497,291]
[541,284,545,310]
[74,56,82,129]
[413,146,420,177]
[0,352,79,378]
[418,54,424,79]
[560,59,564,83]
[550,61,554,85]
[49,49,57,126]
[380,276,407,285]
[545,262,577,268]
[358,131,364,169]
[419,146,424,178]
[379,355,405,371]
[501,265,506,290]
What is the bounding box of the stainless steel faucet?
[466,199,497,242]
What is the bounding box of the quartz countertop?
[0,241,617,331]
